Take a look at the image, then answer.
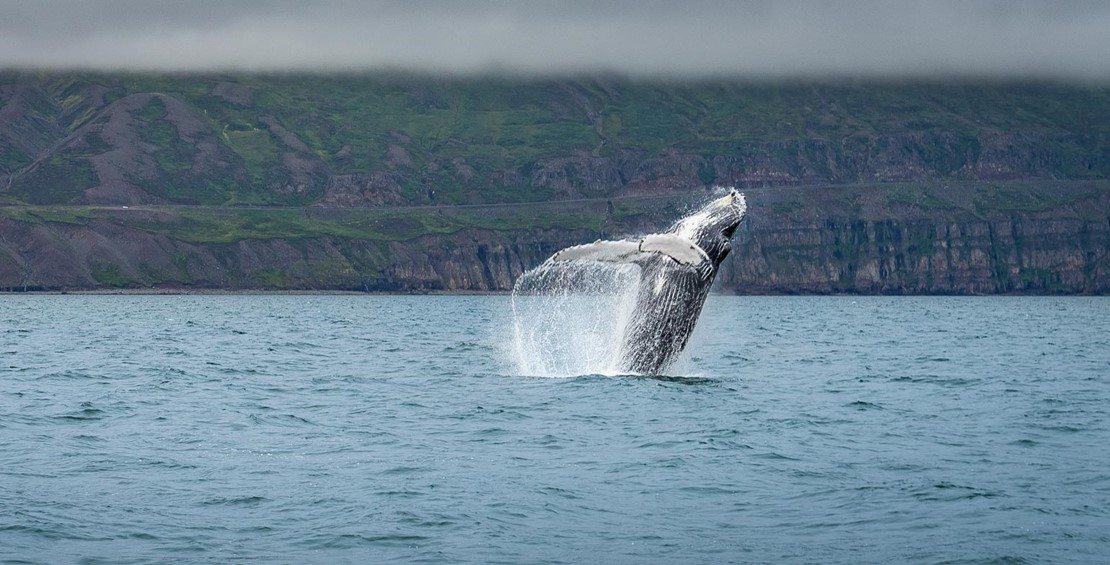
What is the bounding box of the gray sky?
[2,0,1109,80]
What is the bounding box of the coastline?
[0,288,511,296]
[3,288,1103,297]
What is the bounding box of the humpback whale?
[543,189,747,374]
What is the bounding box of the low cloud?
[2,0,1109,80]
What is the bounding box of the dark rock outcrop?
[2,184,1107,294]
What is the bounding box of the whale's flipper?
[550,234,708,267]
[549,240,641,264]
[639,234,709,266]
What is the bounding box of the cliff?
[720,182,1110,294]
[2,72,1108,294]
[2,183,1107,294]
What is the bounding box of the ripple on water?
[1,295,1108,564]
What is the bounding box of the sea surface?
[2,295,1108,564]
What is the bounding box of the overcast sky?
[2,0,1109,80]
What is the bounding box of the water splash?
[509,260,642,377]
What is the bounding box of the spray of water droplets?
[509,260,643,377]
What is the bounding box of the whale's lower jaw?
[617,259,715,375]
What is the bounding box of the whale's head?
[670,189,747,266]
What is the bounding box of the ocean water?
[2,295,1108,564]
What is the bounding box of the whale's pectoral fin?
[549,240,642,263]
[549,235,708,267]
[638,234,709,266]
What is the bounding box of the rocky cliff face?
[0,212,599,292]
[719,183,1110,294]
[2,184,1107,294]
[723,215,1110,294]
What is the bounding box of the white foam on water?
[509,261,642,377]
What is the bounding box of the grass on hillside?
[10,72,1106,207]
[3,181,1103,246]
[13,201,615,245]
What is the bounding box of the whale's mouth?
[713,189,740,208]
[714,189,746,238]
[720,189,746,218]
[673,188,747,242]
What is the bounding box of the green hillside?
[1,72,1108,294]
[2,72,1108,208]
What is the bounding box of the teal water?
[2,296,1108,564]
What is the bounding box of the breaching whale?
[544,189,747,374]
